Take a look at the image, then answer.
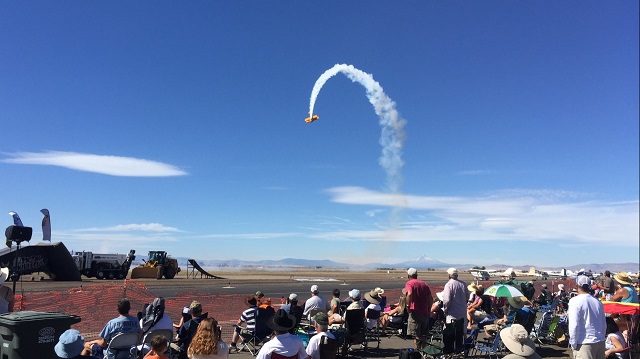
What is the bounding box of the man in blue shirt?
[83,298,140,357]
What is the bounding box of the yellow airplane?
[304,114,319,123]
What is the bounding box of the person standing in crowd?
[405,268,433,350]
[601,271,615,300]
[442,268,468,354]
[568,276,606,359]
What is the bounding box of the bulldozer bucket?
[130,266,161,279]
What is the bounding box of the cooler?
[0,311,81,359]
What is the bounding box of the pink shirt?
[405,278,432,316]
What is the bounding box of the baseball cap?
[310,285,319,293]
[288,293,298,301]
[348,289,361,300]
[447,268,458,275]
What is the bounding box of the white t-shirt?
[256,333,306,359]
[365,303,381,329]
[305,331,336,359]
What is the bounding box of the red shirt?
[405,278,432,316]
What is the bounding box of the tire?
[156,267,164,280]
[164,266,176,279]
[117,272,125,280]
[107,272,115,279]
[96,271,105,280]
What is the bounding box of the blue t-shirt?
[100,315,140,342]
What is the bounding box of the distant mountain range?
[133,255,637,273]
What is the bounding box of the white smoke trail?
[308,64,407,194]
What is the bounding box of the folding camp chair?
[104,332,139,359]
[472,331,504,359]
[365,308,382,348]
[342,308,367,356]
[319,335,339,359]
[238,306,275,355]
[139,329,175,359]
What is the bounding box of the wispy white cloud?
[1,151,187,177]
[78,223,181,232]
[197,232,301,240]
[321,186,639,246]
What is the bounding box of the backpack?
[141,297,165,334]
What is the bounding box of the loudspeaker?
[5,225,32,242]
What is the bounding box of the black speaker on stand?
[5,225,32,293]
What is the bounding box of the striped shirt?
[240,306,258,331]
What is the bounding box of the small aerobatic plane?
[305,114,319,123]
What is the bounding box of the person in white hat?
[303,285,329,318]
[442,267,468,354]
[568,275,606,359]
[405,268,433,350]
[0,268,15,314]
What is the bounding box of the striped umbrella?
[484,284,524,298]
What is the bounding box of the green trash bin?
[0,311,81,359]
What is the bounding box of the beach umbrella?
[484,284,524,298]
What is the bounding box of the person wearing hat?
[230,296,259,352]
[441,267,467,354]
[568,275,606,359]
[364,289,383,329]
[83,298,141,357]
[500,324,542,359]
[0,267,15,314]
[305,312,336,359]
[55,329,99,359]
[611,272,639,304]
[175,300,207,352]
[255,309,305,359]
[328,289,362,325]
[303,285,329,318]
[405,268,433,350]
[281,293,303,333]
[466,283,484,330]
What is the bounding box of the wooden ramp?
[186,259,225,279]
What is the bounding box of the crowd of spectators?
[43,266,638,359]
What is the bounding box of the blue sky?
[1,1,638,268]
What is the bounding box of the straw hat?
[500,324,538,357]
[468,283,479,293]
[507,296,531,309]
[614,272,633,286]
[0,268,9,284]
[364,290,381,304]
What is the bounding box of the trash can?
[0,311,81,359]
